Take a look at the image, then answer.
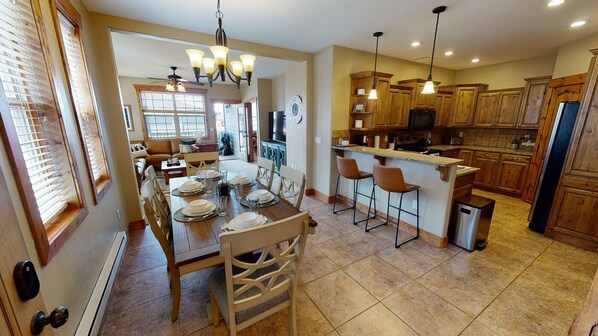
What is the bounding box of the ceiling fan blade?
[147,77,168,80]
[413,56,431,61]
[178,78,189,82]
[184,81,205,86]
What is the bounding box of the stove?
[396,144,442,156]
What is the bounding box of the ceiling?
[89,0,598,72]
[110,32,294,82]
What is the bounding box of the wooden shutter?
[0,0,87,265]
[55,5,111,202]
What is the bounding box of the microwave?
[408,109,436,131]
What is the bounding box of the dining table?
[168,173,317,294]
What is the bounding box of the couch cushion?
[146,154,172,170]
[145,139,173,155]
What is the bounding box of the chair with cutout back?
[277,165,306,210]
[256,156,275,190]
[184,152,219,176]
[208,212,310,336]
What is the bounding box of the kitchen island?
[332,145,478,247]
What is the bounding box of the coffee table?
[161,160,186,184]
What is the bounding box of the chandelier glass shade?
[422,6,446,95]
[185,0,255,88]
[368,32,383,100]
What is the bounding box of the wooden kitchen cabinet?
[349,71,393,131]
[396,79,439,109]
[518,76,551,128]
[450,84,488,127]
[473,151,501,188]
[495,154,530,194]
[434,91,453,126]
[549,188,598,241]
[459,149,474,166]
[473,89,523,127]
[385,85,412,128]
[440,149,460,158]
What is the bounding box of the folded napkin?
[224,213,267,231]
[247,189,274,204]
[229,175,251,185]
[178,180,204,192]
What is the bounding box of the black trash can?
[448,195,495,251]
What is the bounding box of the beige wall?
[454,54,557,89]
[256,79,273,145]
[553,32,598,78]
[284,61,309,175]
[271,75,285,110]
[118,76,241,142]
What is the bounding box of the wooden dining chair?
[141,180,172,245]
[277,165,306,210]
[256,156,275,190]
[184,152,219,176]
[208,212,310,336]
[144,166,171,222]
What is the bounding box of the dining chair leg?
[170,269,181,322]
[288,294,298,336]
[209,289,220,327]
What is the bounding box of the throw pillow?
[179,144,196,154]
[180,139,195,145]
[130,143,148,158]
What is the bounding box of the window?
[54,0,111,203]
[0,0,87,265]
[137,87,209,139]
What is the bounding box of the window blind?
[0,0,80,226]
[57,11,109,188]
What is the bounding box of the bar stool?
[366,164,420,248]
[333,156,376,224]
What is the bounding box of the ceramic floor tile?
[383,282,472,336]
[106,265,171,315]
[476,292,569,336]
[461,241,533,277]
[336,303,417,336]
[298,243,340,285]
[323,217,363,234]
[254,287,334,336]
[376,245,441,279]
[487,228,551,259]
[417,253,517,317]
[403,239,462,263]
[303,270,377,328]
[317,233,379,267]
[119,241,167,276]
[343,229,392,255]
[520,260,595,303]
[308,222,343,244]
[189,324,259,336]
[127,226,158,249]
[177,284,211,335]
[100,295,178,336]
[343,255,411,300]
[460,321,498,336]
[180,266,219,290]
[535,241,598,278]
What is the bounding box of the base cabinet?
[260,141,286,173]
[474,155,500,188]
[471,151,530,196]
[495,159,528,194]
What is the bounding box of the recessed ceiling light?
[444,51,454,56]
[570,20,586,28]
[411,41,421,47]
[471,58,480,63]
[547,0,565,7]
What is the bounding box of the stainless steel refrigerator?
[528,101,580,233]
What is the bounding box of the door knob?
[31,306,68,335]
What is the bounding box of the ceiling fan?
[148,66,204,92]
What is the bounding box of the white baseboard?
[76,231,127,336]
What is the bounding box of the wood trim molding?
[128,219,146,231]
[54,0,82,27]
[134,84,207,94]
[305,189,334,203]
[436,166,449,181]
[210,98,242,104]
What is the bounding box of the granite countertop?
[429,145,534,156]
[332,146,463,166]
[456,166,480,177]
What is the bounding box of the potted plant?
[510,138,519,149]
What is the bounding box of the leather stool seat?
[332,156,376,225]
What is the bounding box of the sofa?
[131,138,218,189]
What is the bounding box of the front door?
[0,166,51,335]
[235,103,253,162]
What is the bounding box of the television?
[268,111,286,142]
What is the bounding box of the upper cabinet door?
[451,86,485,127]
[518,77,551,128]
[496,89,523,128]
[474,92,501,127]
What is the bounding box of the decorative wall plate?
[289,95,303,124]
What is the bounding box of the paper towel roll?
[374,135,380,149]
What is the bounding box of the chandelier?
[185,0,256,89]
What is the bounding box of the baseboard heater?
[75,231,127,335]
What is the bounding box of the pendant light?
[368,32,383,100]
[422,6,446,94]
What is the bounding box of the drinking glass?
[219,170,228,183]
[233,183,244,200]
[218,196,228,216]
[204,177,214,195]
[248,198,260,215]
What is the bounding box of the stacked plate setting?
[197,169,220,179]
[182,199,216,217]
[178,180,204,193]
[223,212,268,231]
[229,175,251,185]
[246,189,274,204]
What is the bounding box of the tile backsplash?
[446,128,538,148]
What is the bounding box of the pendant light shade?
[368,32,383,100]
[422,6,446,95]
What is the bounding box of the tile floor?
[101,167,598,335]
